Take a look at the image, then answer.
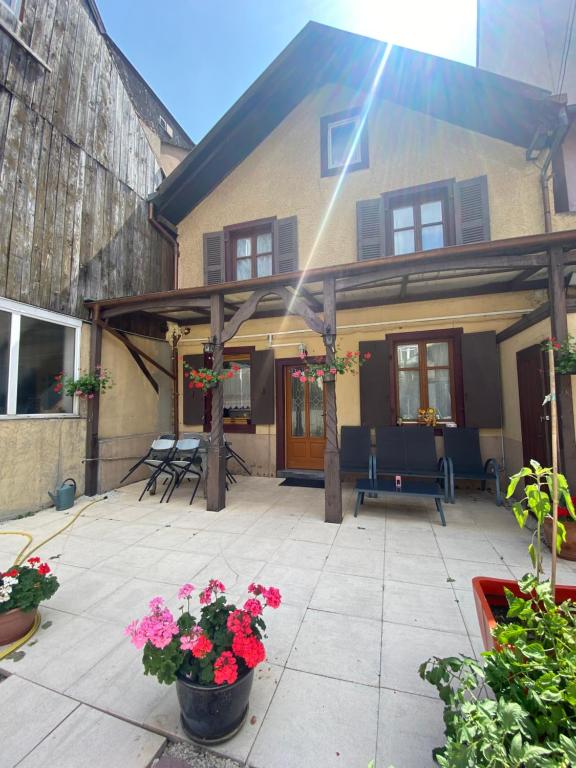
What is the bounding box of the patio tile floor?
[1,476,576,767]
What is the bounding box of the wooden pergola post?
[548,246,576,488]
[85,303,102,496]
[323,277,342,524]
[207,293,226,511]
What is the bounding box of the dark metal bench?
[353,478,446,526]
[442,427,502,505]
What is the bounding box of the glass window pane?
[17,317,74,414]
[394,229,415,255]
[256,255,272,277]
[426,341,449,366]
[0,310,10,414]
[236,237,251,258]
[309,379,325,437]
[256,232,272,254]
[397,344,419,368]
[420,200,443,225]
[236,258,252,280]
[290,375,305,437]
[393,206,414,229]
[421,224,444,251]
[428,368,452,419]
[329,119,361,168]
[223,359,251,420]
[398,370,420,419]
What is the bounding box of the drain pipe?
[148,202,179,289]
[539,106,569,233]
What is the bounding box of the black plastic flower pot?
[176,668,254,745]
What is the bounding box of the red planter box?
[472,576,576,651]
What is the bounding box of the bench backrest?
[375,426,437,472]
[443,427,483,472]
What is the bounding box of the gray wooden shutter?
[250,349,275,424]
[203,231,226,284]
[454,176,490,245]
[183,354,205,425]
[274,216,298,273]
[461,331,502,427]
[359,340,392,426]
[356,198,385,261]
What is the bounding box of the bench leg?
[495,475,503,506]
[354,493,361,518]
[435,497,446,527]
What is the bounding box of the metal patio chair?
[163,438,203,504]
[120,433,176,485]
[442,427,502,505]
[138,438,177,502]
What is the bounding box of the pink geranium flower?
[178,583,195,600]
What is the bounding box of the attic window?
[159,115,173,138]
[321,107,368,177]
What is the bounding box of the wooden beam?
[221,287,270,343]
[496,303,550,343]
[85,305,102,496]
[508,267,543,290]
[291,286,323,313]
[171,332,180,439]
[125,344,159,394]
[548,247,576,488]
[101,297,212,319]
[99,322,175,379]
[207,294,226,511]
[323,276,342,524]
[399,275,409,299]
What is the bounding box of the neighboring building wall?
[0,0,174,318]
[178,84,550,288]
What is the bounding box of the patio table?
[353,478,446,526]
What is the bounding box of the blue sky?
[97,0,477,143]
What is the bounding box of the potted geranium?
[54,365,113,400]
[183,362,240,394]
[0,557,59,645]
[126,579,281,744]
[546,334,576,374]
[292,349,371,383]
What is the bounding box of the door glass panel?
[256,233,272,254]
[398,370,420,419]
[393,206,414,229]
[393,229,415,255]
[0,310,10,414]
[428,368,452,419]
[17,316,74,414]
[426,342,449,366]
[236,237,251,257]
[397,344,419,368]
[309,379,325,437]
[421,224,444,250]
[256,255,272,277]
[420,200,442,225]
[290,375,305,437]
[236,258,252,280]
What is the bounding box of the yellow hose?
[0,610,42,661]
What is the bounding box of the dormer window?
[159,115,173,138]
[321,108,368,177]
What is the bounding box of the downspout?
[148,202,179,290]
[538,106,569,233]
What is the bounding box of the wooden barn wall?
[0,0,174,318]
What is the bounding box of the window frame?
[203,345,256,434]
[0,297,82,419]
[387,328,464,426]
[224,217,276,282]
[320,107,369,177]
[383,179,455,256]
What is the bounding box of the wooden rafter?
[98,321,175,380]
[508,266,543,290]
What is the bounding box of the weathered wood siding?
[0,0,173,317]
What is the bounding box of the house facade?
[142,23,576,500]
[0,0,192,517]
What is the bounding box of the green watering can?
[48,478,76,511]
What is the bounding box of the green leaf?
[528,542,537,569]
[512,502,529,529]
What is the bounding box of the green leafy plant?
[543,336,576,374]
[293,349,371,383]
[54,366,113,400]
[507,460,575,580]
[0,557,59,613]
[183,362,240,393]
[420,576,576,767]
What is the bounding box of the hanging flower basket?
[543,336,576,374]
[291,350,371,384]
[54,366,113,400]
[184,362,240,394]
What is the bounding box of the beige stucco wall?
[179,291,544,476]
[177,83,557,288]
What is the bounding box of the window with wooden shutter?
[356,199,385,261]
[454,176,490,244]
[359,340,392,426]
[274,216,298,273]
[461,331,502,428]
[203,231,226,285]
[251,349,275,424]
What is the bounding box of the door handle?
[540,416,550,421]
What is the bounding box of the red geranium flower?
[38,563,51,575]
[214,651,238,685]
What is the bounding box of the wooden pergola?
[85,229,576,522]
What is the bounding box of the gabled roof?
[152,21,563,225]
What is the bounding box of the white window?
[0,298,82,418]
[0,0,21,15]
[328,117,362,169]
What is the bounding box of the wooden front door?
[285,366,326,470]
[517,345,551,467]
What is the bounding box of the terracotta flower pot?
[176,668,254,745]
[543,518,576,561]
[0,607,37,646]
[472,576,576,651]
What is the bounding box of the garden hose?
[0,610,42,661]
